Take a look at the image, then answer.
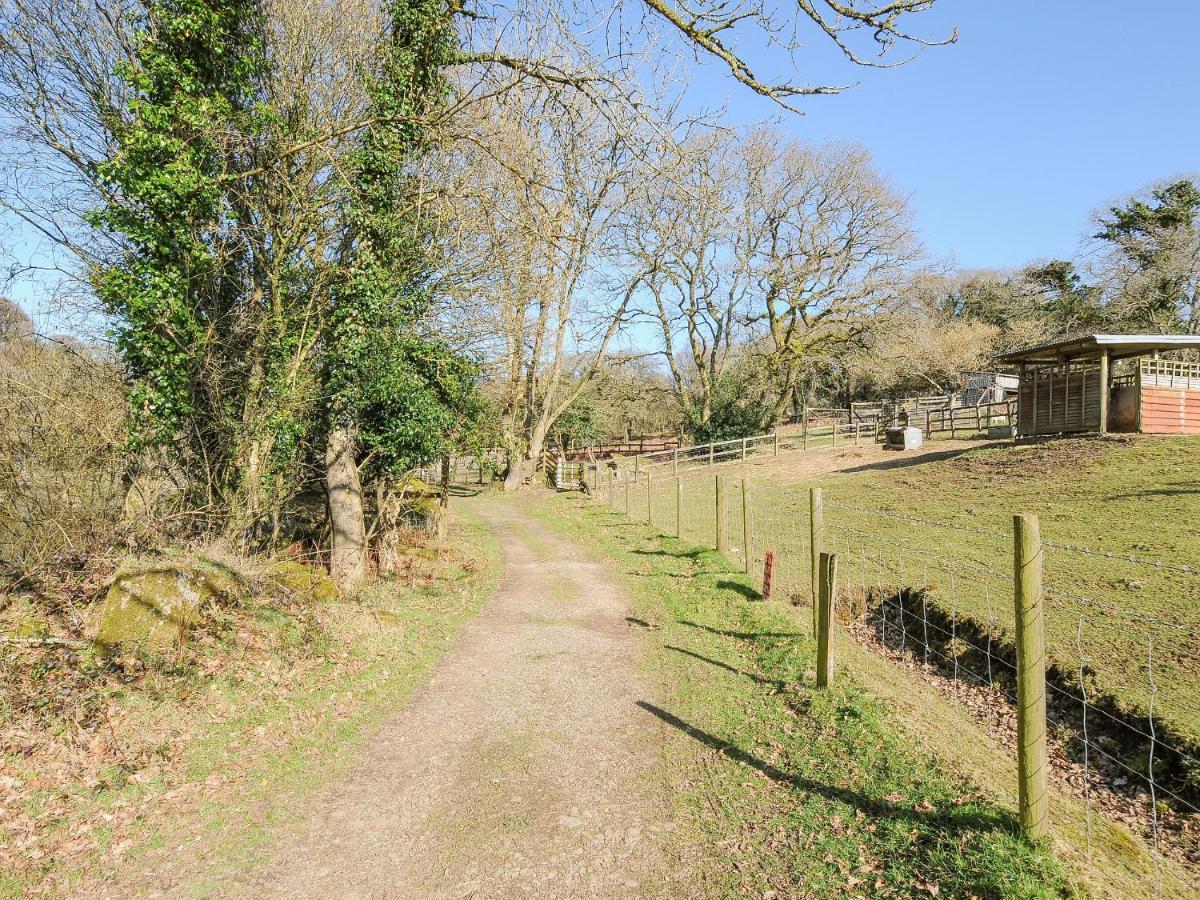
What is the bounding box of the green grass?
[819,436,1200,739]
[528,492,1071,899]
[630,436,1200,750]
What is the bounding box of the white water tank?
[884,425,923,451]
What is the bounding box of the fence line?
[591,469,1200,893]
[584,421,878,490]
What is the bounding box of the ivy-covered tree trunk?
[323,0,476,580]
[375,480,403,576]
[325,426,367,591]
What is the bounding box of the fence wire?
[592,468,1200,895]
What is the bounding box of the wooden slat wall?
[1017,365,1102,436]
[1139,385,1200,434]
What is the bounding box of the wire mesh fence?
[591,464,1200,894]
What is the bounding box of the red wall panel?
[1140,386,1200,434]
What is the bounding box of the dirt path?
[230,496,679,899]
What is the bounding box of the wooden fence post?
[816,551,836,687]
[624,478,630,516]
[646,471,653,525]
[1013,513,1049,842]
[1098,350,1111,434]
[773,431,780,456]
[803,408,809,451]
[741,478,752,574]
[673,448,679,475]
[741,437,748,461]
[809,487,824,635]
[709,442,715,466]
[675,477,683,539]
[715,475,727,553]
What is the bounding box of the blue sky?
[6,1,1198,329]
[679,0,1199,270]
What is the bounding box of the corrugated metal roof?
[997,334,1200,364]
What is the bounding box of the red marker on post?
[762,549,775,601]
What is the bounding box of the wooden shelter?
[997,334,1200,437]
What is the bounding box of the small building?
[997,334,1200,437]
[960,371,1020,406]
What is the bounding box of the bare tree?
[624,131,746,429]
[625,128,919,431]
[737,132,922,421]
[434,78,642,488]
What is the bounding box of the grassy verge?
[0,509,499,898]
[527,492,1072,898]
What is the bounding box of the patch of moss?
[264,560,336,603]
[93,557,245,656]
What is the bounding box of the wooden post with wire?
[715,475,727,554]
[809,487,824,634]
[624,477,630,517]
[816,551,836,687]
[1013,513,1049,842]
[645,470,653,525]
[675,477,683,539]
[741,478,752,574]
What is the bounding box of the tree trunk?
[375,480,401,577]
[325,426,367,592]
[502,419,549,492]
[438,456,450,539]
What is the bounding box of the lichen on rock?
[93,556,244,656]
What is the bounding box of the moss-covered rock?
[93,557,244,656]
[395,474,436,497]
[265,560,337,603]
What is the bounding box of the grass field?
[618,436,1200,758]
[526,493,1073,898]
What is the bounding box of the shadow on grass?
[834,443,1006,476]
[664,645,781,687]
[1107,482,1200,499]
[716,579,760,601]
[636,699,1019,836]
[631,547,709,560]
[678,619,803,642]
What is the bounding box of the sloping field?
[627,435,1200,767]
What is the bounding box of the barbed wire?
[1043,587,1200,638]
[825,501,1012,541]
[827,522,1011,582]
[593,470,1200,893]
[1043,539,1198,576]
